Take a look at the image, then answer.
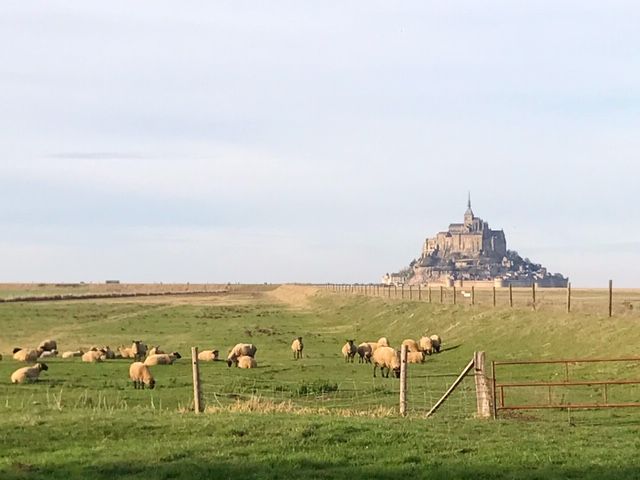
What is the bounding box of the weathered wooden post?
[191,347,203,414]
[566,282,571,313]
[532,282,536,311]
[401,284,404,299]
[440,286,444,304]
[399,344,408,417]
[388,285,391,298]
[429,286,432,303]
[609,279,613,317]
[471,286,475,306]
[474,351,492,419]
[492,286,496,307]
[453,286,457,305]
[509,284,513,308]
[394,284,398,298]
[409,285,413,300]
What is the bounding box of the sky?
[0,1,638,287]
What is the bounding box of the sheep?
[11,363,48,384]
[401,339,420,353]
[226,343,257,367]
[132,340,148,361]
[37,339,57,353]
[148,346,164,356]
[237,355,257,369]
[430,334,442,353]
[357,342,373,364]
[418,336,434,355]
[197,349,219,362]
[407,351,426,364]
[118,345,136,359]
[13,348,39,362]
[377,337,390,348]
[291,337,303,360]
[372,346,401,378]
[39,350,58,358]
[129,362,155,389]
[82,350,106,362]
[144,352,182,366]
[61,350,84,359]
[341,339,357,362]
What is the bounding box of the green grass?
[1,287,640,479]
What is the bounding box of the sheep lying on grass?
[38,350,58,358]
[37,339,57,353]
[144,352,182,366]
[129,362,155,389]
[148,346,164,356]
[226,343,257,367]
[13,348,39,362]
[342,339,356,362]
[198,349,219,362]
[291,337,304,360]
[372,346,400,378]
[237,355,257,369]
[61,350,84,359]
[11,363,48,384]
[82,350,106,362]
[118,345,135,359]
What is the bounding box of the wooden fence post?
[409,285,413,300]
[428,286,432,303]
[609,280,613,317]
[532,282,536,311]
[509,284,513,308]
[401,285,404,299]
[440,286,444,304]
[471,286,475,306]
[492,286,496,307]
[474,351,492,419]
[388,285,391,298]
[191,347,203,414]
[418,285,422,301]
[566,282,571,313]
[399,345,408,416]
[394,285,398,298]
[453,286,457,305]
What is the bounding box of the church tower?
[463,192,474,227]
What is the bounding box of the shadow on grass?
[3,459,640,480]
[439,343,462,353]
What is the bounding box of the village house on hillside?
[383,195,568,288]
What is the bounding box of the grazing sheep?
[148,346,164,356]
[407,351,426,364]
[341,339,357,362]
[401,339,420,353]
[144,352,182,366]
[237,355,257,369]
[13,348,39,362]
[132,340,148,361]
[11,363,48,384]
[291,337,303,360]
[82,350,106,363]
[226,343,257,367]
[129,362,155,389]
[377,337,390,348]
[61,350,84,359]
[39,350,58,358]
[419,336,434,355]
[197,349,219,362]
[37,339,57,353]
[372,346,401,378]
[430,334,442,353]
[357,342,373,364]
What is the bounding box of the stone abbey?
[384,195,568,288]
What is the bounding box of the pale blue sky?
[1,1,638,286]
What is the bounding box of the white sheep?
[61,350,84,359]
[144,352,182,366]
[377,337,390,348]
[13,348,39,362]
[148,346,164,356]
[357,342,374,364]
[291,337,304,360]
[401,339,420,352]
[39,350,58,358]
[129,362,156,389]
[37,339,57,353]
[341,339,357,363]
[118,345,135,359]
[372,346,401,378]
[430,334,442,353]
[226,343,257,367]
[197,349,219,362]
[237,355,257,369]
[11,363,49,384]
[82,350,106,362]
[407,351,426,364]
[419,336,434,355]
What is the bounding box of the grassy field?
[1,284,640,479]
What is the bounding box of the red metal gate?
[491,357,640,418]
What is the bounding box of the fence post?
[566,282,571,313]
[429,286,432,303]
[388,285,391,298]
[532,282,536,311]
[440,286,443,304]
[394,285,398,298]
[474,351,492,419]
[400,344,408,417]
[191,347,203,414]
[509,284,513,308]
[492,286,496,307]
[418,285,422,301]
[471,286,475,306]
[409,285,413,300]
[401,285,404,299]
[453,286,457,305]
[609,280,613,317]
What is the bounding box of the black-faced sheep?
[129,362,155,389]
[372,346,401,378]
[291,337,303,360]
[37,339,57,353]
[13,348,39,362]
[144,352,182,366]
[197,349,219,362]
[357,342,373,364]
[226,343,257,367]
[11,363,48,384]
[82,350,106,362]
[341,339,357,362]
[237,355,257,369]
[419,336,434,355]
[429,334,442,353]
[132,340,148,361]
